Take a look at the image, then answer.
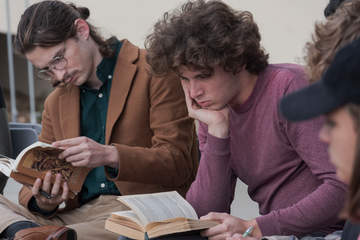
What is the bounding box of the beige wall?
[2,0,328,64]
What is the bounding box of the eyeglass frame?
[36,42,68,81]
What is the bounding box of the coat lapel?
[105,39,139,144]
[59,86,81,139]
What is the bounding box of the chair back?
[9,122,42,158]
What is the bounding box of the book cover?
[0,141,90,199]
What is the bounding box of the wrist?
[106,145,119,169]
[247,219,262,238]
[208,123,229,138]
[35,198,58,213]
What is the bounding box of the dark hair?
[324,0,349,17]
[343,104,360,221]
[305,0,360,83]
[14,0,114,57]
[145,0,268,77]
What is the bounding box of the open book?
[0,141,90,199]
[105,191,218,239]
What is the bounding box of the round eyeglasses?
[37,55,68,81]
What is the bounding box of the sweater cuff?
[204,133,230,156]
[256,212,280,236]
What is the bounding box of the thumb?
[200,212,229,221]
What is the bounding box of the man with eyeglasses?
[0,1,198,240]
[36,43,68,87]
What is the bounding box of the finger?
[70,159,88,167]
[63,150,88,162]
[201,223,228,238]
[207,232,233,240]
[228,234,243,240]
[59,144,85,159]
[63,152,90,167]
[41,171,52,193]
[190,98,201,110]
[232,234,242,238]
[52,136,88,148]
[32,178,42,196]
[61,182,69,201]
[50,173,63,197]
[226,237,242,240]
[201,212,228,221]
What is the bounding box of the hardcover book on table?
[105,191,218,240]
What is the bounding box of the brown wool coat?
[18,39,199,212]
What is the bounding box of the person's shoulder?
[267,63,306,79]
[117,39,149,69]
[265,63,309,93]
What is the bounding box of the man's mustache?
[52,72,76,87]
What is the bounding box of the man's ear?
[74,18,90,40]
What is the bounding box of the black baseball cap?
[280,37,360,122]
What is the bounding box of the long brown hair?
[305,0,360,83]
[14,0,114,58]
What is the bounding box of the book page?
[14,141,53,169]
[11,141,89,198]
[111,210,143,227]
[15,141,73,181]
[117,191,198,226]
[0,154,16,177]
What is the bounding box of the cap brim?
[279,81,342,121]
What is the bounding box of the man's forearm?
[186,133,235,216]
[256,179,346,236]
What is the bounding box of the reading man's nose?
[53,69,66,82]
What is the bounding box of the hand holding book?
[32,171,70,212]
[52,136,119,169]
[0,141,91,199]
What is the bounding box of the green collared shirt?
[78,41,122,205]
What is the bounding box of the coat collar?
[105,39,139,144]
[59,86,81,139]
[58,39,139,143]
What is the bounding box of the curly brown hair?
[145,0,268,77]
[305,0,360,83]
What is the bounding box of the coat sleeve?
[107,72,198,188]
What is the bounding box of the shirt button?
[100,183,105,188]
[98,93,103,98]
[108,75,112,79]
